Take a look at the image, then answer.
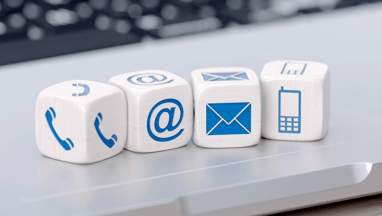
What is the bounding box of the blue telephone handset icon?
[45,107,74,151]
[72,83,90,97]
[94,113,117,148]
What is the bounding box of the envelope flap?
[208,102,250,123]
[201,74,216,81]
[201,72,249,81]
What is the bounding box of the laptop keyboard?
[0,0,380,66]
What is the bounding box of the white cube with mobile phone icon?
[35,80,127,164]
[260,61,330,141]
[190,67,261,148]
[108,70,193,153]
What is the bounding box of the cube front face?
[108,70,193,152]
[191,67,261,148]
[35,80,127,164]
[260,61,330,141]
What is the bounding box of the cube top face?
[260,61,330,141]
[39,80,122,105]
[261,61,329,79]
[191,67,260,87]
[35,80,127,164]
[108,70,188,93]
[190,67,261,148]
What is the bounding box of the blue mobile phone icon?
[45,107,74,151]
[94,113,117,148]
[278,87,301,133]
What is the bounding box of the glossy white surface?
[108,70,193,152]
[0,3,381,215]
[261,61,330,141]
[35,80,126,163]
[190,67,261,148]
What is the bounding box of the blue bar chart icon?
[281,62,307,75]
[278,87,301,133]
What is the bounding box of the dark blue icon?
[147,98,184,142]
[94,113,118,148]
[281,62,307,75]
[127,73,174,85]
[206,102,251,135]
[279,87,301,133]
[202,72,249,81]
[45,107,74,151]
[72,83,90,96]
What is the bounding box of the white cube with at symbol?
[108,70,193,152]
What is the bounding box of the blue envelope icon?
[206,102,251,135]
[201,72,249,81]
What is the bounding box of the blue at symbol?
[127,73,174,85]
[147,98,184,142]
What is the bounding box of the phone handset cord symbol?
[72,83,90,96]
[94,113,118,148]
[45,107,74,151]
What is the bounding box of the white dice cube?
[260,61,330,141]
[190,67,261,148]
[35,80,127,164]
[108,70,193,152]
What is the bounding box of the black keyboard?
[0,0,379,66]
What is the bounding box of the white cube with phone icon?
[35,80,127,164]
[190,67,261,148]
[260,61,330,141]
[108,70,193,153]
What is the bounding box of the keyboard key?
[45,9,78,27]
[95,15,113,30]
[23,3,43,20]
[89,0,108,10]
[287,127,292,131]
[294,118,299,122]
[280,117,285,121]
[287,122,292,126]
[75,3,94,19]
[0,22,7,35]
[127,4,143,18]
[27,25,45,40]
[161,4,180,21]
[136,15,163,31]
[5,0,24,8]
[287,118,292,121]
[199,6,216,18]
[8,14,26,29]
[280,122,285,126]
[111,0,129,13]
[44,0,71,5]
[141,0,160,9]
[294,123,298,126]
[280,127,285,131]
[114,19,131,34]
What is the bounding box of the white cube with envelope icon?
[190,67,261,148]
[260,60,330,141]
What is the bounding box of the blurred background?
[0,0,381,66]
